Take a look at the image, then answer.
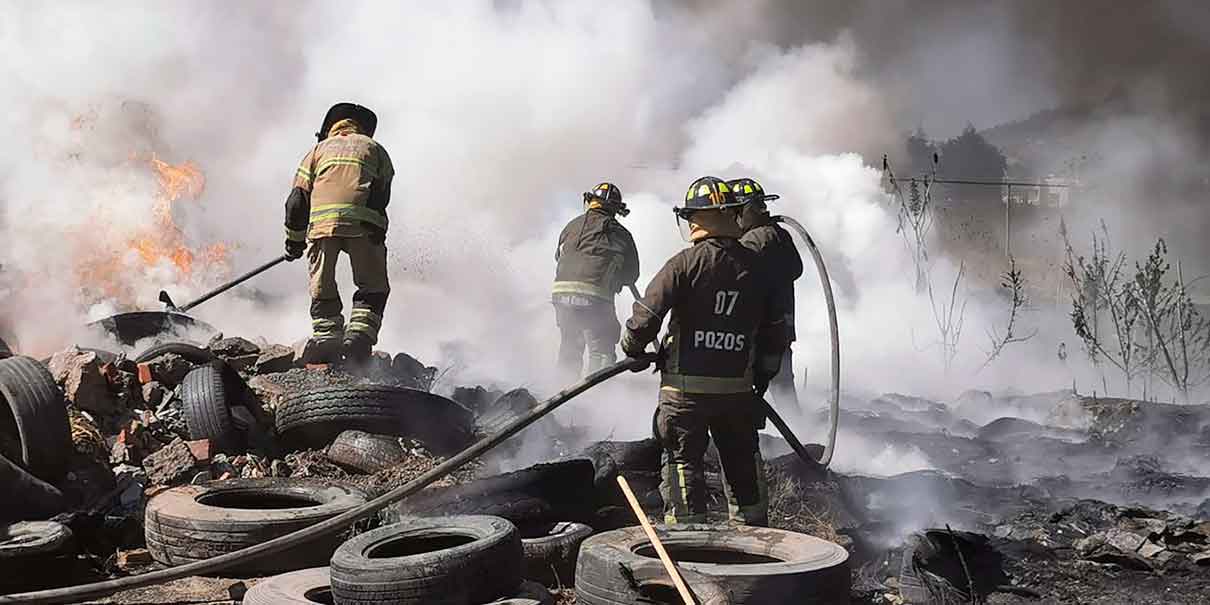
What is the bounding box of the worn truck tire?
[0,356,70,481]
[144,478,368,576]
[276,385,475,456]
[180,362,243,454]
[577,525,850,604]
[520,522,593,588]
[135,342,215,365]
[391,459,596,527]
[243,567,334,605]
[330,515,522,605]
[575,557,732,605]
[0,521,73,559]
[327,430,406,474]
[0,453,66,522]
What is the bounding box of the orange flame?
[72,155,231,308]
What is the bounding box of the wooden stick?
[616,475,695,605]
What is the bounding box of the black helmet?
[726,177,780,205]
[583,182,629,216]
[316,103,378,141]
[674,176,745,218]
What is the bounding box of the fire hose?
[0,354,657,604]
[772,215,840,469]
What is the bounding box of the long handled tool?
[0,355,657,604]
[159,254,290,313]
[758,395,826,474]
[617,475,695,605]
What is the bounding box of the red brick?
[137,363,154,385]
[185,439,212,463]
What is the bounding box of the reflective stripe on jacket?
[553,208,639,302]
[291,123,394,239]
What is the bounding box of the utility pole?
[1005,183,1012,257]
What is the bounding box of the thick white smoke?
[2,2,1196,479]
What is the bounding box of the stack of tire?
[244,515,557,605]
[574,525,852,605]
[0,355,77,568]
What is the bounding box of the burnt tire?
[181,362,243,454]
[135,342,215,365]
[575,558,732,605]
[391,459,596,527]
[576,525,850,604]
[0,356,70,481]
[330,515,522,605]
[486,580,554,605]
[0,521,73,559]
[520,522,593,588]
[144,478,368,576]
[276,385,474,456]
[243,566,333,605]
[327,430,406,474]
[0,454,66,522]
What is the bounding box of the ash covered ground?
[7,334,1210,604]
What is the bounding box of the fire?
[72,154,231,309]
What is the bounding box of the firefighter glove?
[754,374,772,398]
[285,239,307,261]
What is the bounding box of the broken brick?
[49,348,119,415]
[116,548,155,570]
[143,438,199,486]
[141,382,166,408]
[141,353,192,387]
[254,345,295,375]
[225,354,260,373]
[137,363,153,385]
[210,337,261,358]
[185,439,212,464]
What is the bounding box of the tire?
[136,342,215,365]
[244,567,334,605]
[276,385,475,455]
[327,430,406,474]
[330,515,522,605]
[575,558,732,605]
[144,478,368,576]
[0,521,73,559]
[0,336,11,359]
[576,525,850,604]
[391,459,596,527]
[0,454,66,522]
[520,522,593,588]
[180,362,243,454]
[485,580,554,605]
[0,356,70,480]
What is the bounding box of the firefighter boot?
[343,332,373,365]
[301,338,342,365]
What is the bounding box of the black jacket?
[553,208,639,301]
[741,221,802,341]
[623,237,788,394]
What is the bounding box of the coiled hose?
[0,355,656,604]
[773,215,840,469]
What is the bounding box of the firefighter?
[621,176,788,526]
[730,177,804,410]
[552,182,640,376]
[283,103,394,365]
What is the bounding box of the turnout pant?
[553,295,620,376]
[654,389,768,526]
[308,236,390,345]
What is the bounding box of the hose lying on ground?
[0,354,656,605]
[773,215,840,469]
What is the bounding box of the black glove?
[754,374,772,398]
[285,239,307,261]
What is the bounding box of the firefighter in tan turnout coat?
[622,176,788,526]
[284,103,395,364]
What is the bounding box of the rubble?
[136,353,191,387]
[48,348,117,415]
[142,438,200,486]
[254,345,295,374]
[209,336,261,358]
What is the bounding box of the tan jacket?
[291,120,395,239]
